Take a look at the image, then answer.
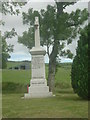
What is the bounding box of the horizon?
[8,58,73,63]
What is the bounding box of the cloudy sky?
[2,0,89,63]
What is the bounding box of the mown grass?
[2,70,31,84]
[2,63,88,118]
[2,65,71,93]
[2,93,88,118]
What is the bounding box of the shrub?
[71,24,89,100]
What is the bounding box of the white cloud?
[2,1,89,62]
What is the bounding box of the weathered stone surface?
[31,55,45,79]
[30,47,46,55]
[35,17,40,47]
[24,17,52,98]
[24,91,52,98]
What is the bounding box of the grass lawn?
[2,63,88,118]
[2,92,88,118]
[2,66,71,89]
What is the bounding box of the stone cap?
[30,47,46,55]
[35,17,39,26]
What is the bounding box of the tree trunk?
[56,2,63,15]
[48,57,56,92]
[47,38,59,92]
[47,2,64,92]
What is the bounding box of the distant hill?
[7,61,31,69]
[7,61,72,69]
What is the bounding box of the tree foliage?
[1,29,16,69]
[0,1,26,69]
[18,3,88,91]
[2,39,12,69]
[0,2,26,15]
[71,24,89,100]
[19,6,88,58]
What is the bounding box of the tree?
[0,27,17,69]
[18,3,88,92]
[71,23,89,100]
[1,2,26,15]
[0,32,2,68]
[0,1,26,68]
[1,29,16,69]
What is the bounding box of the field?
[2,62,88,118]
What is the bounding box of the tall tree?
[18,3,88,92]
[0,1,26,68]
[1,29,16,69]
[71,23,89,100]
[0,32,2,68]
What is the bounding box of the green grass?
[2,93,88,118]
[2,70,31,84]
[2,63,88,118]
[2,70,31,93]
[55,67,71,89]
[7,61,23,69]
[2,66,71,93]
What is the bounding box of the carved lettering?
[31,55,45,78]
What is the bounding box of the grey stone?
[24,17,52,98]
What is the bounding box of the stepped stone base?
[24,92,52,98]
[24,17,53,99]
[24,86,52,98]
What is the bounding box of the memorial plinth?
[24,17,52,98]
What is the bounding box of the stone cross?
[35,17,40,47]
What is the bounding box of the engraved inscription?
[31,55,45,78]
[32,56,44,69]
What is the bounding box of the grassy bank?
[2,63,88,118]
[2,65,71,93]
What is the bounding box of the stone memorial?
[24,17,52,98]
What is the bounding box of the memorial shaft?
[35,17,40,47]
[24,16,52,98]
